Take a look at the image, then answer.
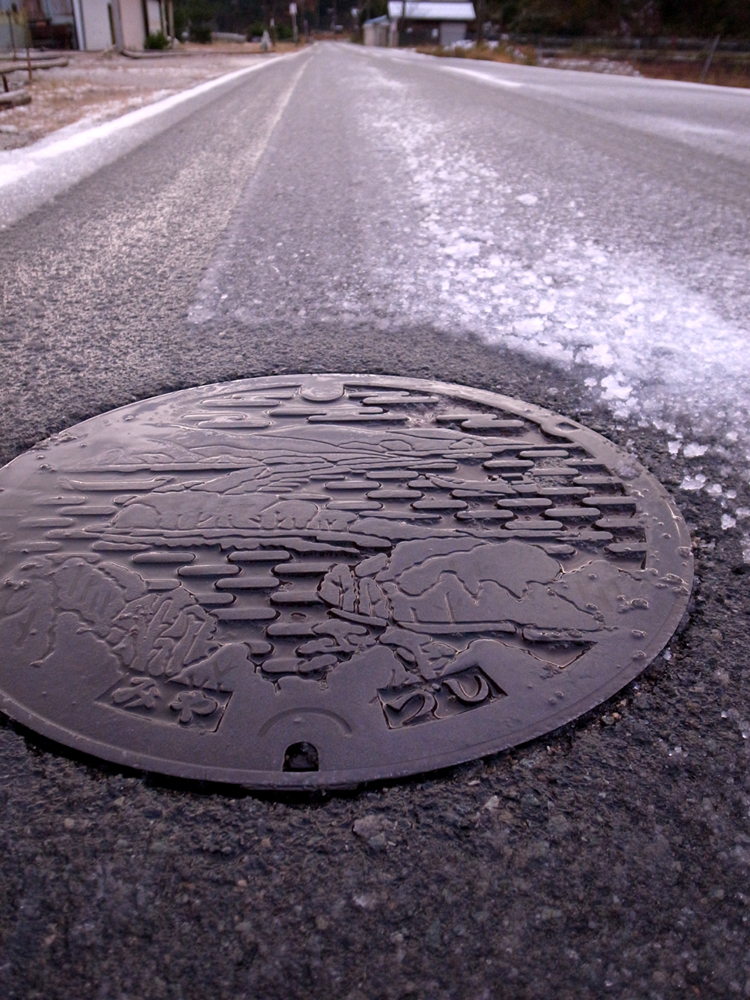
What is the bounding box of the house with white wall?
[0,0,167,51]
[74,0,167,50]
[386,1,476,47]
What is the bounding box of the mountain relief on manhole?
[0,375,692,787]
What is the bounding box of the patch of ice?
[445,240,482,261]
[580,343,615,368]
[735,507,750,519]
[721,514,736,530]
[439,65,523,90]
[680,473,707,492]
[514,317,545,335]
[683,442,708,458]
[275,59,750,499]
[706,483,723,497]
[601,374,632,401]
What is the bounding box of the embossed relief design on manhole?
[0,376,692,788]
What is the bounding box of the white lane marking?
[0,54,294,186]
[346,44,522,86]
[439,65,523,88]
[242,54,309,171]
[187,57,310,324]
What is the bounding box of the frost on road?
[357,61,750,469]
[187,47,750,552]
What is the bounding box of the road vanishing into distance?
[1,43,750,999]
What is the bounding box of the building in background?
[75,0,116,47]
[386,0,475,47]
[362,13,388,46]
[0,0,168,51]
[78,0,168,50]
[0,0,77,48]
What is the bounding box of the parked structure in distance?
[363,14,390,47]
[366,1,476,47]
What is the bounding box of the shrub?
[173,5,188,39]
[145,30,169,49]
[189,21,212,42]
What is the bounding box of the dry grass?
[634,56,750,89]
[417,43,533,65]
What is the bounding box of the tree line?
[173,0,340,40]
[174,0,750,39]
[489,0,750,38]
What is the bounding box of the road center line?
[186,56,310,325]
[438,65,523,89]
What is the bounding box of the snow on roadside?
[0,51,267,151]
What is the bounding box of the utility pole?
[7,7,16,58]
[290,1,298,42]
[700,34,720,84]
[24,6,32,84]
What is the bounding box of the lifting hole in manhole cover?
[0,375,692,789]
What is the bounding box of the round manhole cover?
[0,375,692,788]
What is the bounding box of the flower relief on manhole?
[0,375,692,787]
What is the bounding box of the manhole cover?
[0,375,692,788]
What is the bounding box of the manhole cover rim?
[0,622,685,789]
[0,373,693,789]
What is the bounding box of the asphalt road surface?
[1,43,750,1000]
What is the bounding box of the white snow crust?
[355,54,750,550]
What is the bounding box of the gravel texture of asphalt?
[1,43,750,1000]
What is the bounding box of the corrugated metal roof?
[387,2,476,21]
